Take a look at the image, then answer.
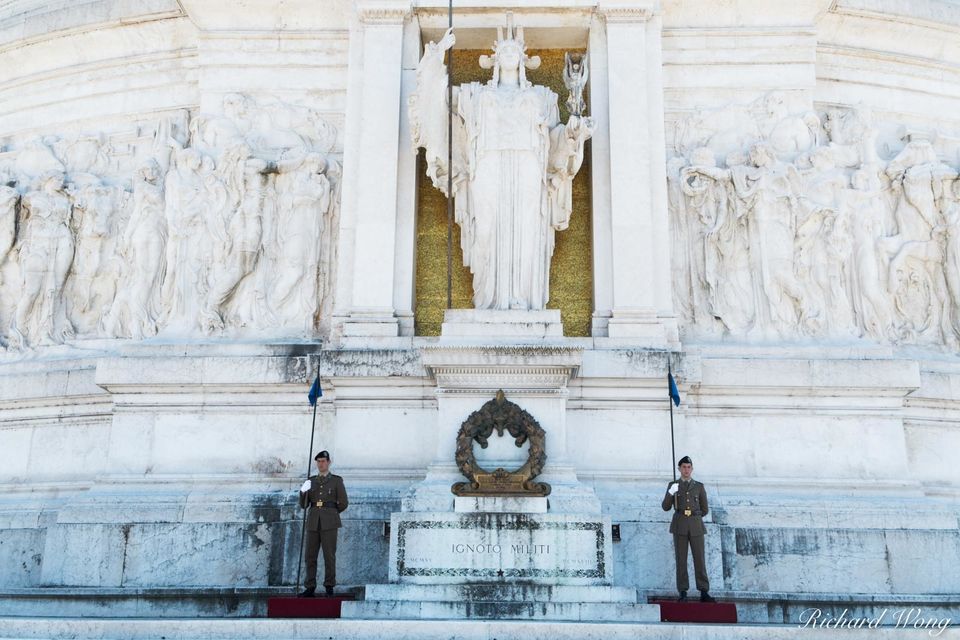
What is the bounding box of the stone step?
[340,599,660,622]
[363,583,638,603]
[0,617,949,639]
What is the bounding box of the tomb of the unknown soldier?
[0,1,958,639]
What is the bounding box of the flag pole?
[295,365,321,594]
[445,0,454,310]
[668,356,677,483]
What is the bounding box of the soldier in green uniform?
[298,450,348,597]
[661,455,715,602]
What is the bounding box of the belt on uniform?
[682,509,699,516]
[314,501,338,509]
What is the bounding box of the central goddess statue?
[410,17,594,311]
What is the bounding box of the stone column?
[595,2,678,346]
[335,2,408,340]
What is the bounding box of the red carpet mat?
[267,595,354,618]
[650,599,738,623]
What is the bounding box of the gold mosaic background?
[414,49,593,337]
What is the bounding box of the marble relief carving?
[670,93,960,349]
[0,94,339,350]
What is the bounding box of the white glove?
[667,482,679,496]
[300,480,311,493]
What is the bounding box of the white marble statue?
[159,145,216,333]
[410,16,594,310]
[883,141,957,347]
[102,160,167,340]
[845,168,894,340]
[563,52,589,117]
[794,147,856,337]
[731,144,808,339]
[269,150,332,333]
[67,177,125,335]
[0,183,17,268]
[679,148,729,331]
[202,150,268,333]
[8,172,75,348]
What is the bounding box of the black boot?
[700,590,716,603]
[297,588,315,598]
[678,590,687,601]
[325,586,334,597]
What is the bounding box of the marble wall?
[0,0,958,622]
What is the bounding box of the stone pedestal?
[440,309,563,340]
[342,508,660,621]
[387,511,612,585]
[342,342,658,621]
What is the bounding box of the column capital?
[356,1,409,25]
[596,1,658,23]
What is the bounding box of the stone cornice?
[420,344,582,391]
[357,4,408,25]
[596,2,657,23]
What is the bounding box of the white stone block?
[441,309,563,339]
[453,497,548,514]
[388,511,613,585]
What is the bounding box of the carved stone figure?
[410,17,594,310]
[8,172,75,347]
[943,181,960,339]
[102,160,167,340]
[731,144,808,339]
[844,168,894,340]
[202,151,268,333]
[67,177,125,335]
[562,52,589,117]
[270,150,331,333]
[679,148,730,332]
[0,183,17,268]
[159,146,213,333]
[883,141,957,346]
[757,92,820,162]
[15,137,64,180]
[823,106,880,168]
[795,147,856,336]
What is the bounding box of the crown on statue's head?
[479,12,541,78]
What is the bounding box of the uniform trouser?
[304,527,338,590]
[673,531,709,592]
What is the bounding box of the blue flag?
[668,371,681,407]
[308,374,322,407]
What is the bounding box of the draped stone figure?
[8,172,75,348]
[0,183,18,347]
[102,160,167,340]
[202,150,268,333]
[270,150,331,333]
[679,148,730,332]
[943,181,960,338]
[0,184,17,268]
[67,178,125,335]
[159,146,216,333]
[410,18,594,310]
[731,144,808,339]
[845,168,894,340]
[794,147,856,337]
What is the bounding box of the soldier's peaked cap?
[315,450,330,460]
[678,455,693,466]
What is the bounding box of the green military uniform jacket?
[299,473,348,531]
[661,478,708,536]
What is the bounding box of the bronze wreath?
[451,390,551,497]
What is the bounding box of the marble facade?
[0,0,958,625]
